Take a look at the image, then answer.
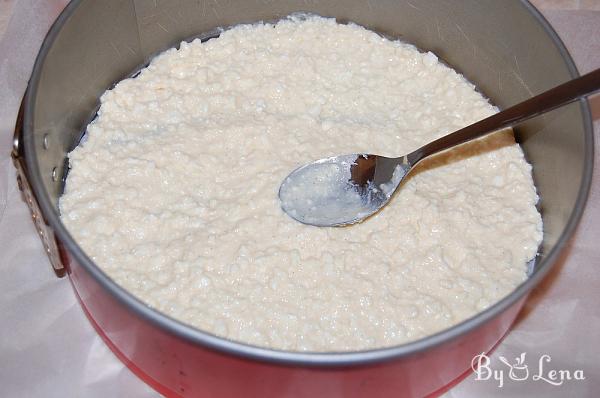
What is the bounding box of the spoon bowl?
[279,154,408,226]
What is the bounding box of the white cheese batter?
[60,16,543,352]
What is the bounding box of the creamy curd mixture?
[60,16,543,352]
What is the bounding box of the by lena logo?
[471,352,585,388]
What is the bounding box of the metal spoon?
[279,68,600,227]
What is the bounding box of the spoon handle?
[406,68,600,166]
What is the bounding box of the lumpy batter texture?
[60,16,543,351]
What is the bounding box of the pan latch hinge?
[12,114,66,278]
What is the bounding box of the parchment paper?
[1,1,598,396]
